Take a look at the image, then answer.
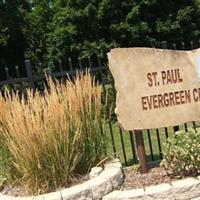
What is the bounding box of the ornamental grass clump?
[0,71,104,194]
[161,128,200,177]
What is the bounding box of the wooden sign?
[107,48,200,130]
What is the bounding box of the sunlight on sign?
[197,57,200,78]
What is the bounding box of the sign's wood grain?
[107,48,200,130]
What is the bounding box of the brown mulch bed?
[120,162,182,190]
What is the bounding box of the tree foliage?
[0,0,28,71]
[0,0,200,73]
[24,0,53,65]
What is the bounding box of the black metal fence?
[0,40,199,167]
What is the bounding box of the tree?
[47,0,200,64]
[23,0,54,69]
[0,0,29,79]
[1,0,200,75]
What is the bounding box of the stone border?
[103,176,200,200]
[0,159,124,200]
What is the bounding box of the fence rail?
[0,40,199,167]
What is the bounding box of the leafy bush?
[0,71,105,194]
[161,128,200,177]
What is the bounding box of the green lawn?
[103,121,198,166]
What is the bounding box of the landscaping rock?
[145,183,174,199]
[100,167,124,188]
[89,167,103,179]
[102,190,121,200]
[60,181,92,200]
[192,197,200,200]
[42,191,63,200]
[104,159,122,170]
[27,196,44,200]
[103,189,145,200]
[89,176,112,199]
[0,196,17,200]
[0,195,34,200]
[172,178,200,200]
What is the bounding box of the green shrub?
[161,128,200,177]
[0,71,105,194]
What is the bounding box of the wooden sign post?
[134,130,148,173]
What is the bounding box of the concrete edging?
[103,176,200,200]
[0,159,124,200]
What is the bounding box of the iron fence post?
[25,60,35,91]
